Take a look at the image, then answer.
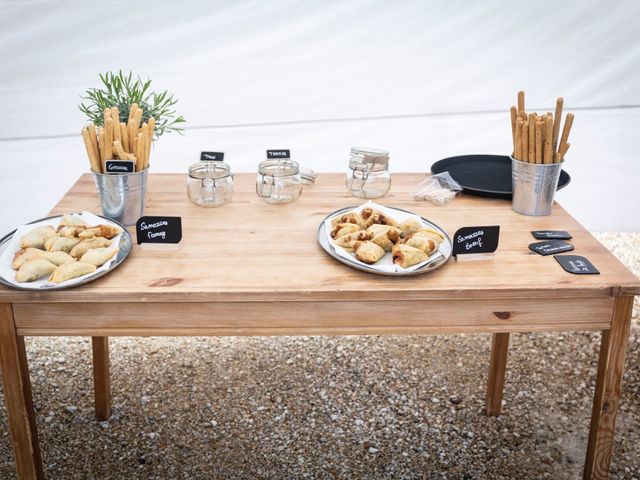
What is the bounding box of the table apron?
[12,297,614,336]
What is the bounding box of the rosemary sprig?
[79,70,186,139]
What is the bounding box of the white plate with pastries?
[317,202,452,276]
[0,211,132,291]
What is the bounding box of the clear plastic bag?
[411,172,463,205]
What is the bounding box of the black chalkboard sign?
[136,216,182,245]
[105,160,135,174]
[200,151,224,161]
[555,255,600,275]
[529,240,574,256]
[452,226,500,256]
[531,230,572,240]
[267,149,290,159]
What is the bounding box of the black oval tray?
[431,154,570,199]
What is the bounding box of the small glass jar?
[346,147,391,199]
[256,159,302,204]
[187,161,233,207]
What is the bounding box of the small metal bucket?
[92,168,148,226]
[511,157,564,216]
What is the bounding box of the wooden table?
[1,173,638,479]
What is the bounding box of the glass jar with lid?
[346,147,391,199]
[256,153,303,204]
[187,154,233,207]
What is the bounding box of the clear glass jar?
[346,147,391,199]
[187,161,233,207]
[256,159,302,204]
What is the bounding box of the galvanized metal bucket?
[92,168,148,226]
[511,157,564,216]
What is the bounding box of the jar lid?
[189,161,231,180]
[350,147,389,158]
[350,147,389,171]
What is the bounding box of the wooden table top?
[0,173,638,303]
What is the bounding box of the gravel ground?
[1,233,639,480]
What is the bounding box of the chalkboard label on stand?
[105,160,135,173]
[529,240,574,256]
[267,149,290,159]
[136,216,182,245]
[531,230,572,240]
[452,226,500,257]
[200,151,224,161]
[555,255,600,275]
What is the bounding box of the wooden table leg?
[0,304,44,479]
[91,336,112,421]
[583,296,634,480]
[485,332,510,416]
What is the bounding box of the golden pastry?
[353,240,385,264]
[78,224,123,240]
[70,237,112,259]
[392,244,428,268]
[16,259,56,283]
[49,262,96,284]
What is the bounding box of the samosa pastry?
[12,248,44,269]
[364,212,399,228]
[331,212,366,229]
[19,232,48,249]
[78,224,123,240]
[49,262,96,284]
[371,229,400,252]
[360,207,383,221]
[79,247,119,267]
[16,259,56,283]
[57,225,87,238]
[403,235,437,255]
[392,244,428,268]
[70,237,112,259]
[334,231,372,251]
[40,251,75,266]
[366,224,402,237]
[330,223,361,239]
[407,228,445,244]
[399,218,424,236]
[44,236,81,253]
[59,214,89,227]
[353,240,385,264]
[27,225,56,239]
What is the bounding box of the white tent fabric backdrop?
[1,0,639,234]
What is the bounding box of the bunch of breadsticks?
[81,104,155,173]
[510,91,573,164]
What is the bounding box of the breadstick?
[98,128,106,165]
[535,120,543,164]
[104,117,114,161]
[552,97,563,153]
[113,140,128,160]
[133,108,143,129]
[141,123,150,170]
[103,108,111,128]
[135,132,145,172]
[111,107,121,145]
[514,118,523,160]
[119,122,129,152]
[522,121,529,162]
[128,103,138,122]
[543,116,553,164]
[528,117,535,162]
[145,117,155,168]
[517,90,525,116]
[558,113,574,159]
[555,142,571,163]
[88,124,100,166]
[510,106,517,150]
[127,119,137,153]
[82,127,101,173]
